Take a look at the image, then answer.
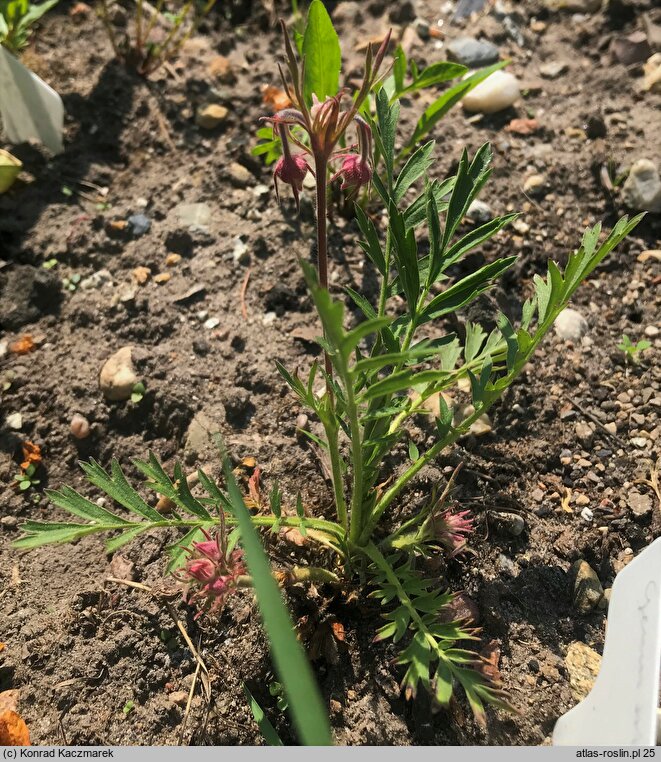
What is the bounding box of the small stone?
[99,346,138,402]
[491,511,525,537]
[580,507,594,522]
[627,489,652,518]
[539,61,568,79]
[507,118,540,136]
[132,266,151,285]
[636,249,661,263]
[204,317,220,330]
[227,162,252,188]
[466,199,492,223]
[207,55,236,83]
[496,553,518,576]
[522,174,547,197]
[621,159,661,213]
[80,269,112,290]
[262,311,276,326]
[185,412,219,458]
[447,37,500,69]
[604,422,618,435]
[453,0,488,20]
[512,219,530,234]
[165,253,182,267]
[598,588,611,610]
[470,413,492,436]
[195,104,229,130]
[554,308,588,341]
[388,0,415,23]
[6,412,22,429]
[575,494,590,507]
[565,641,601,702]
[642,53,661,94]
[611,32,652,67]
[575,421,594,449]
[70,413,90,439]
[295,414,309,433]
[127,214,151,237]
[544,0,601,12]
[177,203,212,228]
[232,238,250,265]
[570,560,604,613]
[462,71,520,114]
[415,18,430,39]
[154,273,171,284]
[0,516,18,528]
[173,285,206,306]
[585,115,607,140]
[168,691,189,707]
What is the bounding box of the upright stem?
[314,155,333,380]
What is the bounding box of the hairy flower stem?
[345,370,365,545]
[314,155,334,380]
[376,229,392,318]
[324,421,348,531]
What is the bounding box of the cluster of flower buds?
[430,507,474,557]
[265,21,391,209]
[176,528,246,617]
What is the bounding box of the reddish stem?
[314,154,333,380]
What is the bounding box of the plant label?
[0,45,63,155]
[553,537,661,745]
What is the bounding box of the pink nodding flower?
[175,529,246,617]
[332,153,372,191]
[331,115,373,194]
[273,123,310,211]
[432,508,474,557]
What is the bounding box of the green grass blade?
[243,685,284,746]
[221,451,332,746]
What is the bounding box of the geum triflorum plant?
[14,20,643,726]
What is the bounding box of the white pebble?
[554,308,589,341]
[204,317,220,330]
[462,71,521,114]
[6,412,22,430]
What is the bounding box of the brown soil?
[1,0,660,747]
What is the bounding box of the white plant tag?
[553,537,661,746]
[0,45,63,154]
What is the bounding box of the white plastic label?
[553,537,661,745]
[0,45,63,154]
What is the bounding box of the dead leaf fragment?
[478,640,502,683]
[261,85,292,112]
[20,442,42,471]
[0,710,30,746]
[330,621,345,642]
[9,335,35,355]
